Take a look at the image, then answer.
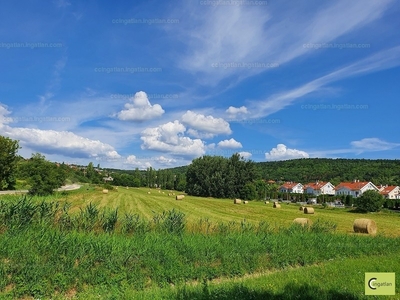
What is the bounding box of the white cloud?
[181,110,231,137]
[238,151,252,159]
[217,138,243,149]
[140,120,206,157]
[265,144,309,161]
[0,104,11,124]
[186,128,215,139]
[155,155,177,166]
[117,91,165,121]
[1,125,121,160]
[351,138,400,152]
[226,106,248,118]
[125,155,152,169]
[251,46,400,118]
[176,1,393,85]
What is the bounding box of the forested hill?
[258,158,400,185]
[167,158,400,186]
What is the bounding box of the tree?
[21,153,66,196]
[0,136,20,190]
[355,190,384,212]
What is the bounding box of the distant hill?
[164,158,400,186]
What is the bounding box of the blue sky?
[0,0,399,169]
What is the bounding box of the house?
[334,180,379,197]
[279,182,303,194]
[379,185,400,199]
[103,176,114,182]
[304,181,335,196]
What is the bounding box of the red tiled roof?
[334,182,370,191]
[379,186,398,195]
[304,181,327,190]
[280,182,301,189]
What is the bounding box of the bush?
[355,190,383,212]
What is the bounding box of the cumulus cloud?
[117,91,165,121]
[1,125,121,159]
[265,144,309,161]
[217,138,243,149]
[181,110,231,137]
[226,106,248,118]
[140,120,206,157]
[186,128,215,139]
[238,151,252,159]
[125,155,152,169]
[155,155,177,166]
[350,138,400,151]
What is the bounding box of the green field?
[58,185,400,236]
[0,186,399,299]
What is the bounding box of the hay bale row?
[293,218,312,226]
[353,218,377,235]
[234,199,242,204]
[273,203,281,208]
[304,207,314,214]
[102,189,109,194]
[176,195,184,200]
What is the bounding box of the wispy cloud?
[173,0,394,86]
[250,46,400,118]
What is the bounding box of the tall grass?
[0,196,399,298]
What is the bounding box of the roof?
[334,181,370,191]
[304,181,329,190]
[280,182,302,189]
[379,186,398,195]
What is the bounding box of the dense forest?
[257,158,400,186]
[168,158,400,186]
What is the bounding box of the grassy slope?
[50,185,400,236]
[66,255,400,299]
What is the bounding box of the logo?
[365,273,395,295]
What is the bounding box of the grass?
[13,185,399,236]
[0,187,399,299]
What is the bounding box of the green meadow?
[0,185,399,299]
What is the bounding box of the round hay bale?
[353,219,377,235]
[243,201,249,204]
[147,191,151,194]
[299,206,305,211]
[293,218,312,226]
[234,198,242,204]
[172,193,175,195]
[264,201,269,204]
[273,203,281,208]
[273,201,278,205]
[304,207,314,214]
[176,195,184,200]
[102,189,109,194]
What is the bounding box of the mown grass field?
[0,185,399,299]
[48,185,400,236]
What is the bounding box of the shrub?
[355,190,384,213]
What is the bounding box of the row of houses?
[278,180,400,199]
